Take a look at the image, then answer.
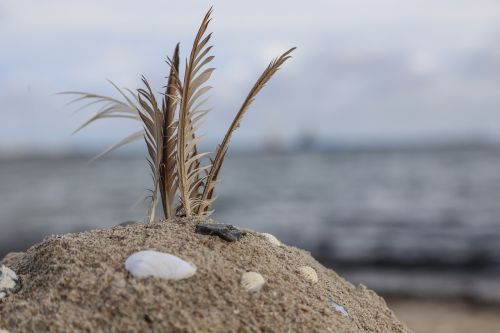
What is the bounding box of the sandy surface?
[0,218,410,333]
[388,298,500,333]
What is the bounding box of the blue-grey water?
[1,147,500,302]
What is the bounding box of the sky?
[1,0,500,153]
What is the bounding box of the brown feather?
[177,7,214,217]
[197,47,296,214]
[159,43,180,219]
[66,8,296,221]
[138,77,164,222]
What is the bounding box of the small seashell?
[241,272,265,292]
[327,298,349,317]
[125,251,196,280]
[0,265,21,299]
[261,233,281,246]
[297,266,318,283]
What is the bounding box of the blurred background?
[1,1,500,331]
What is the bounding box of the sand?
[388,298,500,333]
[0,218,410,333]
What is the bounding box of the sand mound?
[0,218,411,332]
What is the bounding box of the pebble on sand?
[195,223,246,242]
[125,251,196,280]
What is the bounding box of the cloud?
[2,0,500,150]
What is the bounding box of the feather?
[159,43,180,219]
[137,77,164,223]
[61,82,143,157]
[90,130,144,162]
[197,47,296,214]
[176,8,214,217]
[64,7,296,221]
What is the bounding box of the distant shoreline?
[3,138,500,161]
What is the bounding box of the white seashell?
[0,265,21,299]
[241,272,265,292]
[125,251,196,280]
[297,266,318,284]
[261,233,281,246]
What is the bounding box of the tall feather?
[159,44,180,219]
[137,77,164,223]
[177,8,215,216]
[197,47,296,214]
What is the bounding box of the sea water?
[1,147,499,301]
